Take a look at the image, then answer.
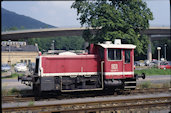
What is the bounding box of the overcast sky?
[1,1,170,28]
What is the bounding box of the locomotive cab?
[95,39,144,89]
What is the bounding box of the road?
[2,78,32,90]
[1,75,170,90]
[138,75,171,84]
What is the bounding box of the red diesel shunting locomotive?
[18,39,145,95]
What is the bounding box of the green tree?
[27,36,85,52]
[5,26,25,31]
[8,26,18,31]
[71,0,153,57]
[20,26,25,30]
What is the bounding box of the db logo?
[111,64,118,70]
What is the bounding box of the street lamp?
[52,40,55,54]
[8,40,11,65]
[157,47,161,69]
[53,40,55,51]
[164,44,167,61]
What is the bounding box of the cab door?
[123,49,134,78]
[104,48,123,79]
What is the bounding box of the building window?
[108,49,121,60]
[28,60,31,64]
[125,50,130,63]
[24,60,27,64]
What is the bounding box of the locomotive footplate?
[124,78,137,89]
[124,73,146,90]
[61,75,103,92]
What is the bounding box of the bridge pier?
[147,36,152,62]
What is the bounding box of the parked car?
[1,64,11,72]
[134,61,145,66]
[160,61,171,69]
[134,61,140,66]
[149,60,160,67]
[149,61,156,67]
[144,60,150,66]
[14,63,28,72]
[28,62,35,74]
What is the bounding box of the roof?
[98,41,136,49]
[59,51,77,55]
[1,45,38,52]
[41,54,96,59]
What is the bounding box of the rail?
[2,95,171,113]
[2,88,170,103]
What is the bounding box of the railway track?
[127,87,170,94]
[2,88,170,103]
[2,95,171,113]
[2,95,34,103]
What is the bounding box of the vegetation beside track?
[134,68,171,76]
[2,88,20,96]
[2,73,24,79]
[137,81,170,89]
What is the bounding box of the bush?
[9,88,20,95]
[2,88,20,96]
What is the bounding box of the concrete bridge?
[2,27,170,61]
[141,27,170,62]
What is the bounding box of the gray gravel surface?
[2,78,32,90]
[2,92,171,108]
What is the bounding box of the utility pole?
[8,40,11,65]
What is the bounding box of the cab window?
[99,47,104,60]
[125,50,130,63]
[108,49,121,60]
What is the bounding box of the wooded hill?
[2,8,56,31]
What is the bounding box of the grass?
[28,101,34,106]
[2,88,20,96]
[138,81,152,89]
[9,88,20,95]
[137,81,170,89]
[2,73,24,79]
[134,68,171,76]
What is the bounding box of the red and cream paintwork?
[38,54,98,77]
[98,42,136,79]
[37,40,136,81]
